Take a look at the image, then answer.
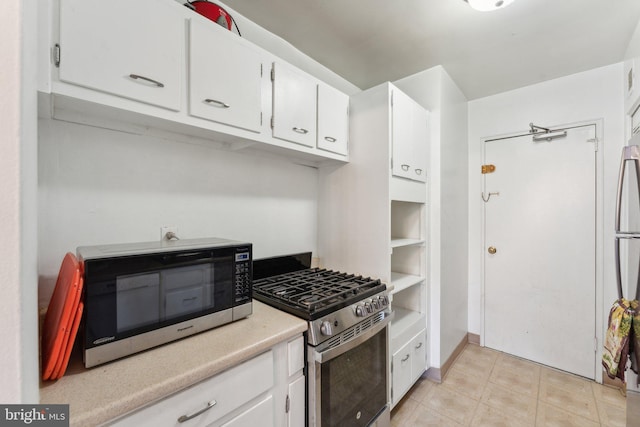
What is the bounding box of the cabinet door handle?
[401,354,410,362]
[324,136,337,143]
[128,74,164,88]
[401,164,410,171]
[415,342,423,350]
[415,169,423,175]
[177,400,217,423]
[204,99,230,108]
[292,127,309,134]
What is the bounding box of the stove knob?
[381,295,389,306]
[364,302,373,314]
[320,321,333,336]
[372,298,380,310]
[355,305,365,317]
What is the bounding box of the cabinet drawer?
[110,350,274,426]
[221,396,274,427]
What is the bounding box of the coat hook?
[481,191,500,202]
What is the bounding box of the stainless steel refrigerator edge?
[614,139,640,426]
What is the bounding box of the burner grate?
[252,268,384,319]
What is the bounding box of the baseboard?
[424,332,474,383]
[468,333,480,345]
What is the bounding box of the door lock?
[488,246,497,254]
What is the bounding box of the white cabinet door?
[272,62,317,147]
[189,18,262,133]
[287,375,305,427]
[391,89,428,182]
[317,83,349,156]
[411,330,427,379]
[391,342,412,405]
[59,0,182,111]
[391,329,426,406]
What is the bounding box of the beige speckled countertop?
[40,301,307,426]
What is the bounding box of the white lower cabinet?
[391,329,426,405]
[108,335,304,427]
[287,375,305,427]
[222,396,274,427]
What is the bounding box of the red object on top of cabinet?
[190,1,233,31]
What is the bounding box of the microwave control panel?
[234,251,252,304]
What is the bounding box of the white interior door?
[483,125,597,379]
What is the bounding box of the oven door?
[308,313,392,427]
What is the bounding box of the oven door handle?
[315,312,394,363]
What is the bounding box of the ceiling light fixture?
[465,0,515,12]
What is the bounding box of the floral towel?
[603,299,635,381]
[631,300,640,379]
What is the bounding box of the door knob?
[488,246,497,254]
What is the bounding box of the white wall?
[394,66,469,370]
[0,0,39,403]
[35,0,361,307]
[467,64,624,348]
[37,119,319,305]
[625,18,640,60]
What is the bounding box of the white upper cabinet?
[189,19,263,133]
[317,83,349,156]
[49,0,349,163]
[271,62,317,148]
[58,0,182,111]
[391,89,428,182]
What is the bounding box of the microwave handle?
[314,312,393,364]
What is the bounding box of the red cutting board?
[51,300,84,380]
[41,252,82,381]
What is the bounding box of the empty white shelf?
[390,272,425,295]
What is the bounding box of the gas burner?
[252,268,385,320]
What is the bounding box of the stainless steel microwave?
[77,237,252,367]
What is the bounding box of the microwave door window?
[161,264,214,320]
[116,272,161,333]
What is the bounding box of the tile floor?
[390,344,627,426]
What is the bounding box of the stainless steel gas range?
[253,253,392,427]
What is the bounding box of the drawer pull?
[401,354,410,363]
[324,136,337,143]
[415,342,423,350]
[401,164,410,171]
[415,169,423,175]
[204,99,230,108]
[177,400,217,423]
[128,74,164,88]
[292,127,309,134]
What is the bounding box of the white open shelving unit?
[318,82,429,409]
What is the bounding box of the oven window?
[320,328,387,426]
